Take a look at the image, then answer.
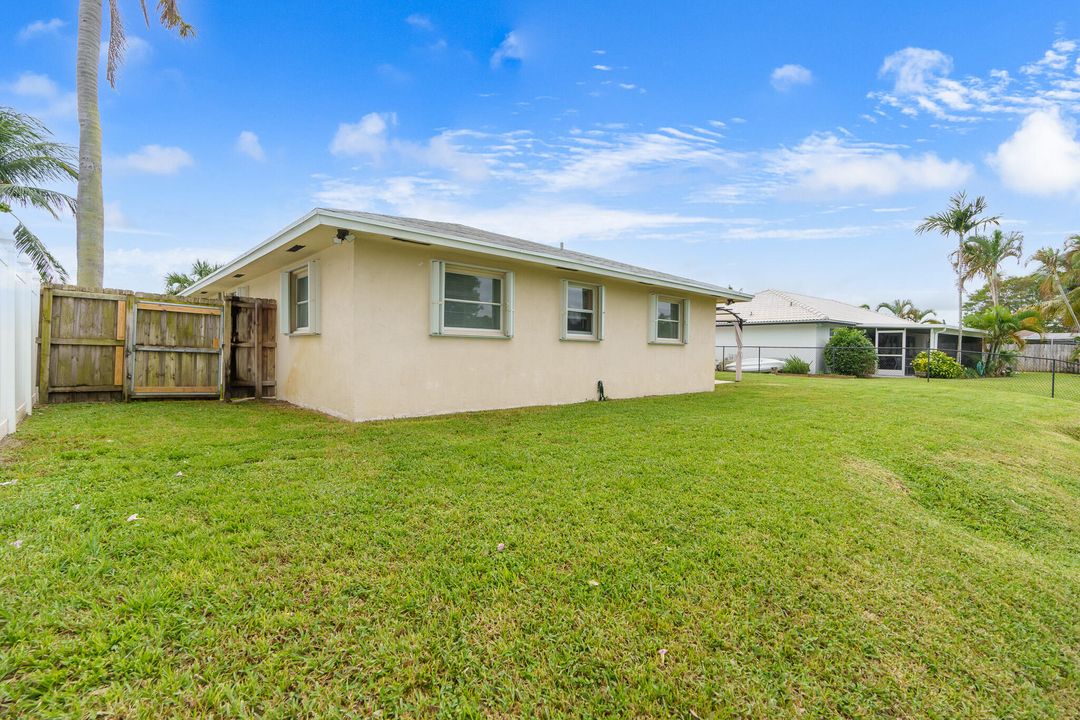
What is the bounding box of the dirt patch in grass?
[845,456,909,494]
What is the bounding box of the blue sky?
[5,1,1080,321]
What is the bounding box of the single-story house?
[715,289,984,376]
[1017,330,1078,346]
[181,209,751,421]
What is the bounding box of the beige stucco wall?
[232,234,718,422]
[238,242,357,419]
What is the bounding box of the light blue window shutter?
[505,271,515,337]
[307,259,321,334]
[597,285,606,340]
[648,293,658,343]
[429,261,444,335]
[682,298,690,344]
[279,271,291,335]
[560,279,569,340]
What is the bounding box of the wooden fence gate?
[37,286,276,404]
[222,297,277,400]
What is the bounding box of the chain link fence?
[715,344,1080,402]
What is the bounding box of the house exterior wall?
[237,242,357,419]
[233,236,717,422]
[715,323,828,373]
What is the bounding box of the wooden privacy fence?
[37,285,276,404]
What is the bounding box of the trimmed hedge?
[823,328,878,377]
[912,350,964,379]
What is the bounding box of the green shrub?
[912,350,964,378]
[779,355,811,374]
[823,328,878,376]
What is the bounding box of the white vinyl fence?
[0,237,40,438]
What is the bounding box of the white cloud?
[115,145,194,174]
[9,72,58,97]
[314,176,717,245]
[770,64,813,91]
[720,223,899,241]
[330,112,395,157]
[330,113,490,181]
[4,71,76,118]
[533,127,734,191]
[314,176,467,209]
[1021,39,1077,75]
[107,246,236,287]
[880,48,953,93]
[592,49,606,55]
[405,13,434,31]
[872,39,1080,121]
[592,64,612,71]
[490,31,525,69]
[235,130,265,161]
[988,108,1080,194]
[771,133,971,195]
[18,18,64,41]
[689,184,767,205]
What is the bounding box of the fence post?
[757,346,761,373]
[37,286,53,405]
[1051,358,1056,399]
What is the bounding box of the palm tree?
[875,298,938,322]
[957,229,1023,308]
[0,107,76,281]
[916,192,1001,359]
[76,0,194,288]
[1030,245,1080,333]
[967,306,1045,374]
[164,259,221,294]
[876,299,911,317]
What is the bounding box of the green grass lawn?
[1,376,1078,718]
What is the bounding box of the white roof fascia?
[183,209,749,300]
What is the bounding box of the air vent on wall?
[392,236,432,246]
[286,244,305,253]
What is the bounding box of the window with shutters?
[291,268,310,332]
[430,261,514,338]
[650,295,689,344]
[279,260,320,335]
[562,281,604,341]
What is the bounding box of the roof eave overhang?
[183,209,753,301]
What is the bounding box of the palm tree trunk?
[75,0,105,288]
[990,267,1000,308]
[955,233,964,361]
[1054,273,1080,332]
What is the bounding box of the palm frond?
[140,0,196,37]
[0,185,77,218]
[12,220,68,282]
[106,0,127,88]
[163,271,194,294]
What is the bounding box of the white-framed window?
[279,260,320,335]
[430,261,514,338]
[649,294,690,344]
[561,280,605,341]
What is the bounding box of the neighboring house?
[1017,331,1078,346]
[715,289,984,376]
[181,209,751,421]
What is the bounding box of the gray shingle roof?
[323,209,747,298]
